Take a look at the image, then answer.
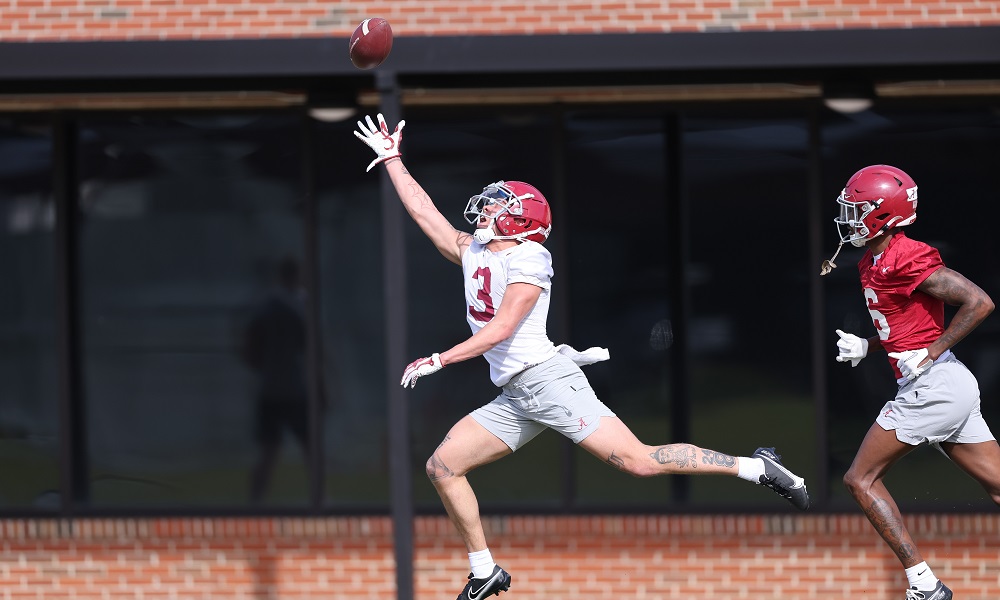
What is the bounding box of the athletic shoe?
[457,565,511,600]
[905,581,953,600]
[752,447,810,510]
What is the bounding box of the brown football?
[349,18,393,70]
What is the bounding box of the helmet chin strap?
[473,222,496,244]
[820,241,844,276]
[473,218,544,244]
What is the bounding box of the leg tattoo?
[426,453,454,482]
[864,497,916,562]
[701,450,737,468]
[650,444,698,469]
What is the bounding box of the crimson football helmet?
[835,164,918,247]
[464,180,552,244]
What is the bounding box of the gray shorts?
[470,352,616,452]
[876,353,996,446]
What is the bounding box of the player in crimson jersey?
[355,113,811,600]
[825,164,1000,600]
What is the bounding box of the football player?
[825,164,1000,600]
[356,113,810,600]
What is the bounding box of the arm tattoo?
[701,449,737,468]
[436,434,451,450]
[606,451,626,471]
[919,267,993,350]
[397,167,468,261]
[920,268,978,306]
[863,498,916,561]
[405,180,435,210]
[650,444,698,469]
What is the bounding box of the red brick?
[9,516,1000,600]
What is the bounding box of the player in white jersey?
[356,114,810,600]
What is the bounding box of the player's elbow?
[486,327,517,348]
[981,293,995,317]
[481,320,518,346]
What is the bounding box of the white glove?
[354,113,405,172]
[400,353,443,389]
[887,348,931,382]
[835,329,869,367]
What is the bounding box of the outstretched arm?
[918,267,995,360]
[355,113,471,265]
[383,158,472,265]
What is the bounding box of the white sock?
[736,457,765,482]
[469,548,495,579]
[905,561,938,591]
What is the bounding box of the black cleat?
[457,565,511,600]
[752,447,810,510]
[905,581,952,600]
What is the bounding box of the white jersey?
[462,240,557,386]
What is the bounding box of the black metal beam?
[377,70,414,600]
[807,106,829,505]
[52,113,89,511]
[300,110,327,510]
[0,27,998,89]
[664,114,690,503]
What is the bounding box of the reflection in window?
[77,113,308,507]
[0,118,60,510]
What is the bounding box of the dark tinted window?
[0,118,59,510]
[683,112,818,507]
[563,113,674,507]
[313,115,390,508]
[77,113,307,507]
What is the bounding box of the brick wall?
[0,0,998,42]
[3,514,999,599]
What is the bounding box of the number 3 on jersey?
[864,287,890,340]
[469,267,496,322]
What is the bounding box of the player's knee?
[842,469,865,496]
[425,454,454,482]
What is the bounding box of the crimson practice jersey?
[857,232,945,380]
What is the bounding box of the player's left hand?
[887,348,931,382]
[354,113,405,172]
[401,353,443,388]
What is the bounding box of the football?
[349,18,393,70]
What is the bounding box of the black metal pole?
[53,112,88,512]
[665,114,690,504]
[807,105,830,506]
[300,111,326,509]
[376,70,414,600]
[547,110,577,510]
